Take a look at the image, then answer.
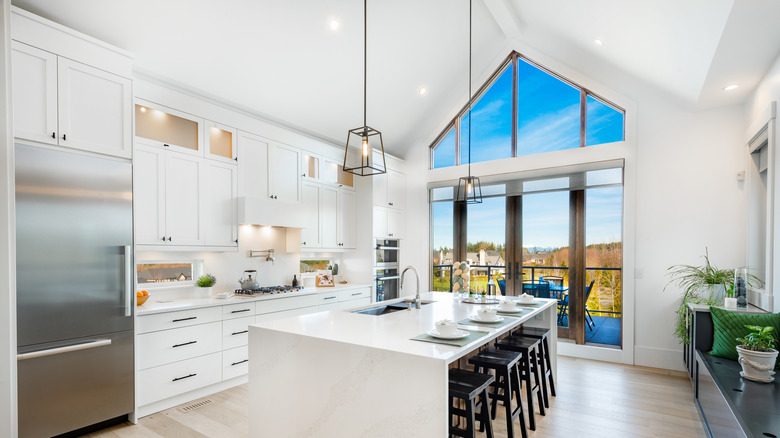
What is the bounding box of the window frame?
[429,51,626,169]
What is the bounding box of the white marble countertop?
[251,291,556,364]
[136,283,372,316]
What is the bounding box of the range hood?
[238,196,306,228]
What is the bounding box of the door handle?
[507,263,511,280]
[123,246,132,317]
[17,339,112,361]
[515,262,520,280]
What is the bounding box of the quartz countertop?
[136,283,372,316]
[250,291,556,363]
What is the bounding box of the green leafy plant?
[737,325,777,352]
[665,249,763,344]
[196,274,216,288]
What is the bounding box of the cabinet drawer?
[338,297,371,310]
[137,306,222,334]
[339,287,370,301]
[255,306,318,323]
[223,346,249,380]
[137,352,222,406]
[256,294,318,315]
[223,302,256,319]
[318,302,340,312]
[318,292,339,304]
[137,321,222,370]
[223,316,253,350]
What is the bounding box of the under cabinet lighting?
[418,86,428,96]
[724,84,739,91]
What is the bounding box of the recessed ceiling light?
[330,20,339,31]
[418,86,428,96]
[723,84,739,91]
[594,38,604,46]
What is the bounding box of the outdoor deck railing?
[432,264,622,317]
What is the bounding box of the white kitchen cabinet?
[222,316,253,350]
[237,131,301,203]
[11,42,57,146]
[137,352,222,407]
[165,152,205,246]
[338,189,356,248]
[255,306,318,323]
[11,41,132,158]
[320,186,339,248]
[373,206,404,239]
[137,321,222,370]
[373,169,405,209]
[338,297,371,310]
[301,183,321,248]
[134,145,167,246]
[204,160,238,247]
[223,346,249,381]
[205,120,237,164]
[135,102,203,156]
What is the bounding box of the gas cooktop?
[234,285,303,296]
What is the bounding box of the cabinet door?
[237,131,269,198]
[338,189,356,248]
[11,42,57,146]
[134,145,166,245]
[320,186,338,248]
[387,208,404,239]
[373,172,388,207]
[165,153,204,245]
[373,206,388,238]
[205,120,237,164]
[204,160,238,246]
[58,58,132,158]
[387,170,405,209]
[269,143,300,203]
[301,183,321,248]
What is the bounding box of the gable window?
[429,52,625,169]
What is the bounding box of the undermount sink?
[351,300,433,316]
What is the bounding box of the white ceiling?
[11,0,780,157]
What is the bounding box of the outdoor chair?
[523,280,552,299]
[557,279,596,329]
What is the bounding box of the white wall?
[401,45,748,371]
[0,0,16,436]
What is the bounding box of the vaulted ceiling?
[11,0,780,157]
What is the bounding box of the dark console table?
[695,350,780,438]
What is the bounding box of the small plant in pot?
[736,325,778,383]
[196,274,216,296]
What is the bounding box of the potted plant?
[736,325,778,382]
[196,274,216,297]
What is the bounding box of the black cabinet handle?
[234,239,238,243]
[389,233,393,237]
[323,296,336,300]
[231,359,248,366]
[161,236,166,241]
[172,316,197,323]
[234,157,238,161]
[351,292,362,296]
[231,309,250,314]
[302,241,307,245]
[163,143,169,147]
[172,373,197,382]
[389,202,393,206]
[51,132,55,139]
[62,134,66,141]
[231,330,249,336]
[172,340,197,348]
[168,237,172,242]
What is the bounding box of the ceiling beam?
[482,0,522,39]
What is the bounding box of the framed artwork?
[316,270,334,287]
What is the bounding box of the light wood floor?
[85,356,706,438]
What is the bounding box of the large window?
[429,52,625,168]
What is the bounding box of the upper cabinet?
[301,153,354,189]
[11,41,132,158]
[237,131,301,203]
[134,102,203,156]
[373,169,405,209]
[205,121,237,164]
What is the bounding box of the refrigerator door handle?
[17,339,112,361]
[123,245,132,317]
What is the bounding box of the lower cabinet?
[137,352,222,406]
[222,346,249,381]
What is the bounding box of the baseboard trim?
[634,345,685,371]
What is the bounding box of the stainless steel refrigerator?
[15,143,134,437]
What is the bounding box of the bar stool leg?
[530,347,545,417]
[537,343,550,409]
[511,362,528,438]
[543,337,556,397]
[479,387,494,438]
[520,352,536,430]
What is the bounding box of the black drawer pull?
[172,373,197,382]
[231,359,248,366]
[231,330,249,336]
[352,292,362,296]
[323,296,336,300]
[172,316,197,323]
[51,132,55,139]
[172,341,197,348]
[231,309,250,314]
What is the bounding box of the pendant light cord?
[364,0,367,131]
[467,0,472,178]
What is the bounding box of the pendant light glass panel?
[456,175,482,204]
[343,126,386,176]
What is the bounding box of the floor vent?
[177,399,213,413]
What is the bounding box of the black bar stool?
[512,326,556,408]
[468,348,528,438]
[494,336,545,430]
[449,368,495,438]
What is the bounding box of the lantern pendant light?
[343,0,387,177]
[456,0,482,204]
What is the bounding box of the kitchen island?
[248,292,557,437]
